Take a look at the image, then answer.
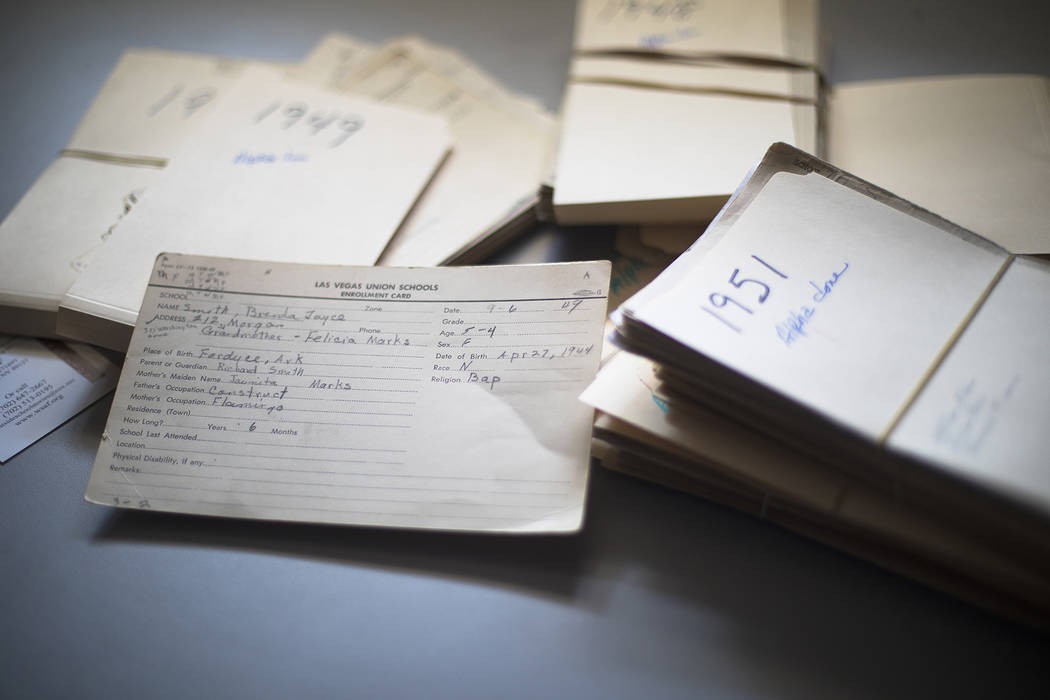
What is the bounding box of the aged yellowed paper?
[86,253,610,533]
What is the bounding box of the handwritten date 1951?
[701,254,788,333]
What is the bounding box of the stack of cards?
[552,0,821,225]
[585,143,1050,627]
[1,34,558,351]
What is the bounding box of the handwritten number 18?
[147,84,216,118]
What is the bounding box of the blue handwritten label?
[776,263,849,346]
[809,262,849,302]
[639,26,700,49]
[775,306,815,345]
[232,152,309,165]
[934,375,1018,454]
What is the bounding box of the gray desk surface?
[3,2,1049,698]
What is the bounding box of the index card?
[575,0,817,66]
[290,33,376,89]
[570,56,818,101]
[0,336,117,462]
[398,37,552,124]
[828,74,1050,254]
[2,49,264,337]
[576,0,783,56]
[552,0,820,225]
[553,83,800,223]
[626,170,1007,440]
[59,66,451,349]
[889,256,1050,518]
[84,253,610,533]
[0,157,161,337]
[581,352,1050,619]
[333,41,553,266]
[65,49,257,163]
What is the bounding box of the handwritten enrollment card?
[85,253,610,533]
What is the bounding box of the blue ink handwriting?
[775,306,816,346]
[934,375,1019,454]
[639,27,701,48]
[809,262,849,302]
[775,262,848,346]
[233,152,309,165]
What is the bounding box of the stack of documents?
[0,50,261,338]
[585,143,1050,626]
[57,65,451,351]
[552,0,822,225]
[299,34,556,266]
[4,12,1048,602]
[0,34,558,463]
[1,34,557,352]
[600,71,1050,333]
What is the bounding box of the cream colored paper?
[0,157,160,337]
[403,37,549,123]
[571,57,822,156]
[571,56,818,100]
[330,40,554,266]
[84,253,610,532]
[0,49,267,336]
[290,33,375,88]
[889,256,1050,518]
[0,336,118,461]
[66,49,256,163]
[583,353,840,505]
[553,0,820,225]
[60,66,451,350]
[294,33,528,114]
[626,171,1007,440]
[575,0,818,65]
[553,83,802,223]
[575,0,811,64]
[581,351,1050,612]
[828,75,1050,254]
